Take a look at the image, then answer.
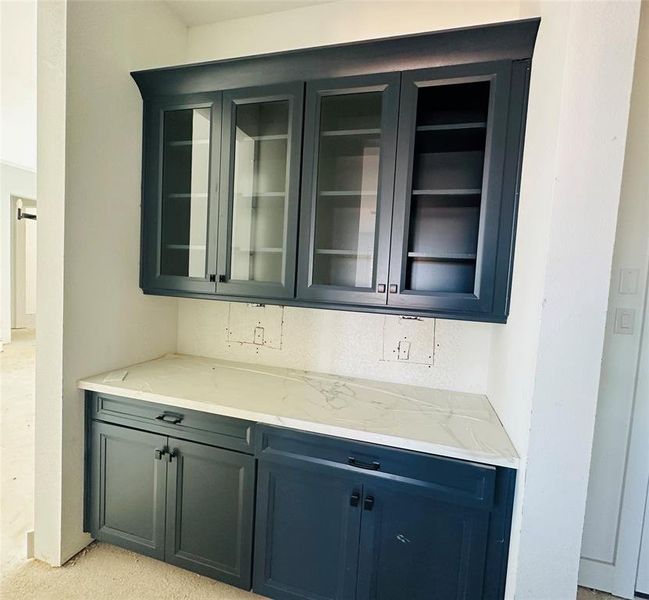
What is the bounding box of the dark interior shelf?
[319,190,377,197]
[167,139,210,146]
[234,247,283,254]
[407,252,477,261]
[321,128,381,137]
[315,249,373,258]
[167,192,208,199]
[235,192,286,197]
[239,134,288,142]
[416,122,486,132]
[412,189,481,196]
[165,244,207,250]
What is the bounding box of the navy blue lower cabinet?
[86,405,257,590]
[253,456,364,600]
[356,477,490,600]
[252,426,515,600]
[165,438,255,589]
[89,421,168,560]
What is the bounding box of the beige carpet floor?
[0,329,36,572]
[1,542,265,600]
[0,540,623,600]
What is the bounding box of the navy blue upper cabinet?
[216,83,304,299]
[296,73,399,306]
[141,93,221,294]
[388,61,524,318]
[133,20,539,322]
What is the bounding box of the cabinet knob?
[166,449,178,463]
[350,491,361,507]
[389,284,398,294]
[218,274,227,283]
[377,283,386,294]
[364,495,375,511]
[154,448,164,461]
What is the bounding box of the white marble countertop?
[78,353,518,468]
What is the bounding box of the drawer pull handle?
[350,491,361,507]
[348,457,380,471]
[364,495,375,511]
[156,412,184,425]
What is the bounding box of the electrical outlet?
[381,315,435,365]
[254,326,265,345]
[397,340,411,360]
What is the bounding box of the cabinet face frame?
[141,92,221,294]
[355,476,491,600]
[89,421,168,559]
[388,60,515,316]
[216,83,304,299]
[165,437,255,589]
[297,73,400,306]
[253,456,364,600]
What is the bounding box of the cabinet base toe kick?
[84,393,516,600]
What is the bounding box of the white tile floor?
[0,328,627,599]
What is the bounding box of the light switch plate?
[619,268,640,295]
[614,308,635,335]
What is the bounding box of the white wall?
[0,163,36,343]
[0,0,37,343]
[35,0,186,565]
[0,0,37,171]
[178,302,492,393]
[580,4,649,595]
[505,2,640,598]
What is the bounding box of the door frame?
[11,195,37,330]
[579,264,649,598]
[613,269,649,597]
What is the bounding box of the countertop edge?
[78,379,520,470]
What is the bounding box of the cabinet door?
[141,93,221,294]
[254,457,363,600]
[356,478,491,600]
[89,422,167,559]
[389,61,514,316]
[297,73,400,306]
[216,83,304,299]
[165,438,255,589]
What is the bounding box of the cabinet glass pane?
[230,101,289,284]
[160,108,211,278]
[312,93,382,288]
[405,81,489,294]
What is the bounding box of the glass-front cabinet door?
[388,62,513,315]
[216,83,304,299]
[297,73,400,305]
[141,93,221,294]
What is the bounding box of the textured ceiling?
[164,0,334,27]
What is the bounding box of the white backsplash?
[176,299,493,394]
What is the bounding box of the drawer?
[87,392,254,454]
[255,425,496,509]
